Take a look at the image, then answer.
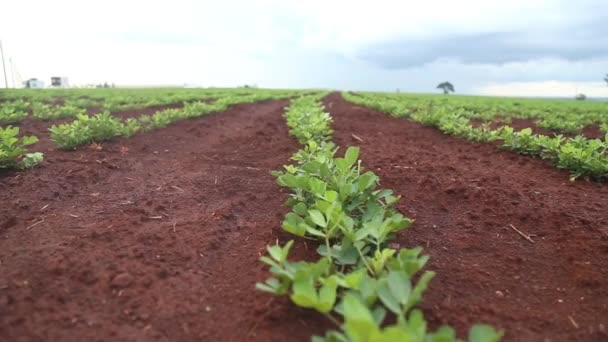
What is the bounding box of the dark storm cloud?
[357,20,608,69]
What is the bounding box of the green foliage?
[536,116,582,134]
[22,152,44,168]
[343,91,608,135]
[557,136,608,180]
[0,126,43,169]
[0,100,29,125]
[344,92,608,181]
[284,96,334,144]
[46,89,315,150]
[258,95,502,342]
[49,112,130,149]
[32,102,88,121]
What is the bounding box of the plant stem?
[324,313,342,327]
[325,236,332,263]
[355,244,375,276]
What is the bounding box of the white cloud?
[0,0,606,95]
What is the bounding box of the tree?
[575,93,586,101]
[437,81,455,94]
[604,74,608,86]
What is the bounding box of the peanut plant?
[48,91,303,150]
[0,100,29,125]
[343,92,608,181]
[257,95,503,341]
[0,126,43,169]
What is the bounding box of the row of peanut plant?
[0,88,297,125]
[257,95,502,341]
[48,91,300,149]
[0,126,43,169]
[342,92,608,181]
[1,88,309,169]
[342,92,608,134]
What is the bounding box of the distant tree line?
[95,82,115,88]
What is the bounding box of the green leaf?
[387,271,411,305]
[22,152,44,169]
[405,271,435,312]
[309,209,327,228]
[255,282,278,294]
[371,307,387,326]
[276,240,294,263]
[255,278,283,294]
[293,202,308,216]
[334,242,359,265]
[309,177,327,195]
[324,190,339,202]
[306,225,327,238]
[358,172,378,191]
[290,273,318,309]
[320,163,331,178]
[268,245,283,262]
[369,326,413,341]
[427,326,457,342]
[377,281,402,314]
[278,174,299,188]
[335,158,350,172]
[343,294,379,342]
[283,213,306,236]
[284,164,297,174]
[407,309,427,340]
[385,195,399,206]
[343,268,367,289]
[354,226,374,241]
[317,276,338,313]
[469,325,504,342]
[302,161,321,173]
[20,136,39,145]
[344,146,360,166]
[359,275,378,305]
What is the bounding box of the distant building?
[51,76,69,88]
[23,78,45,88]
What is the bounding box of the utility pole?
[0,40,8,88]
[9,58,15,88]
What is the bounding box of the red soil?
[101,103,186,120]
[325,93,608,341]
[581,125,606,140]
[472,117,606,140]
[471,117,556,137]
[0,100,329,341]
[12,103,188,156]
[1,95,607,341]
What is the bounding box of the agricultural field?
[0,89,607,341]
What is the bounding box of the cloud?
[355,20,608,69]
[1,0,607,95]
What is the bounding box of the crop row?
[49,92,301,149]
[257,95,502,341]
[0,89,306,170]
[347,92,608,135]
[343,92,608,181]
[0,126,43,169]
[0,87,262,103]
[0,88,259,126]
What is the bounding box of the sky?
[1,0,607,97]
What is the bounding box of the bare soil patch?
[325,93,608,342]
